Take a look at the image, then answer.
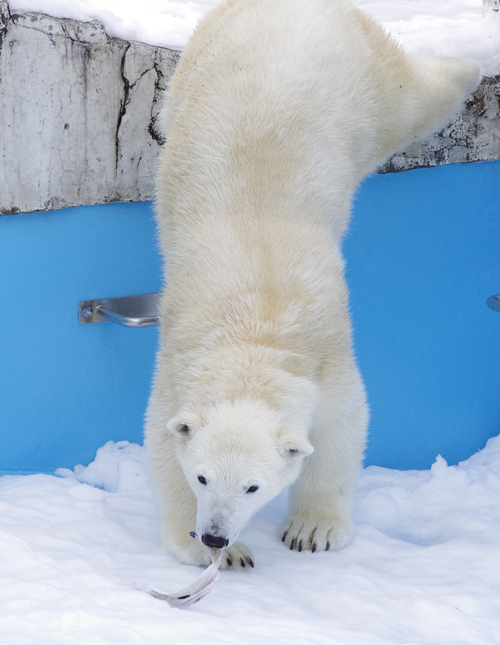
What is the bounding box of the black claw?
[298,540,303,552]
[282,531,288,543]
[227,558,233,566]
[290,538,295,551]
[312,543,317,553]
[177,595,190,600]
[246,558,254,568]
[240,558,246,568]
[326,542,330,551]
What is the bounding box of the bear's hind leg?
[282,362,368,552]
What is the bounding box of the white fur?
[145,0,480,568]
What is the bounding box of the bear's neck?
[178,329,316,412]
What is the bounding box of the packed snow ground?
[8,0,500,75]
[1,437,500,644]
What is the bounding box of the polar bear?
[145,0,480,569]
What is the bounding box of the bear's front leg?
[144,400,210,568]
[282,364,368,553]
[282,484,356,552]
[149,453,210,566]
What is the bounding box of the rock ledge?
[0,1,498,214]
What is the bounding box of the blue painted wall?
[0,160,499,473]
[0,202,162,473]
[345,160,500,469]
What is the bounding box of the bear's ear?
[166,412,202,439]
[277,430,314,457]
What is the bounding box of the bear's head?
[167,397,314,549]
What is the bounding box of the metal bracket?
[487,294,500,313]
[79,293,161,327]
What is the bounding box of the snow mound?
[1,434,499,643]
[56,440,151,494]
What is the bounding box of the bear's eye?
[246,485,259,493]
[198,475,207,485]
[178,424,190,434]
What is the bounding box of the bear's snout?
[201,534,229,549]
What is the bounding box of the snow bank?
[358,0,500,76]
[0,436,499,644]
[7,0,500,75]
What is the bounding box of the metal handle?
[79,292,160,327]
[487,294,500,313]
[94,305,159,328]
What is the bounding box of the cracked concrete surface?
[0,0,498,214]
[379,76,500,173]
[0,1,178,214]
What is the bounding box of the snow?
[1,437,500,644]
[2,1,499,639]
[7,0,500,75]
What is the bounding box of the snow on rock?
[7,0,211,51]
[357,0,500,78]
[0,436,499,644]
[0,0,498,214]
[7,0,500,75]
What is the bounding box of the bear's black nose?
[201,534,229,548]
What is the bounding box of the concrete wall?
[379,76,500,173]
[0,0,499,214]
[0,1,179,214]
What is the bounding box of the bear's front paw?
[171,538,254,569]
[221,541,254,570]
[281,516,354,553]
